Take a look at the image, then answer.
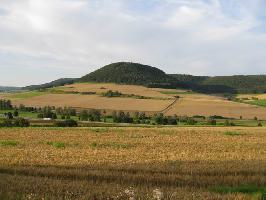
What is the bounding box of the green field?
[8,91,48,99]
[0,110,38,119]
[248,99,266,107]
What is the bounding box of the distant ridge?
[22,78,77,91]
[0,86,21,92]
[170,74,266,94]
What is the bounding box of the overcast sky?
[1,0,266,86]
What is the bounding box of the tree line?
[1,99,260,127]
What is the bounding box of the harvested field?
[238,94,266,100]
[165,94,266,119]
[0,127,265,199]
[12,94,173,112]
[60,83,181,98]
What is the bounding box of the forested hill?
[170,74,266,94]
[201,75,266,93]
[79,62,179,87]
[22,78,77,91]
[19,62,266,94]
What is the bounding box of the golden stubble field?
[11,94,173,113]
[60,83,181,98]
[0,127,265,199]
[165,94,266,119]
[0,127,265,166]
[238,94,266,100]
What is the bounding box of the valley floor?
[0,127,265,199]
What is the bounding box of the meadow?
[0,127,265,199]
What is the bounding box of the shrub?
[210,115,228,120]
[55,119,78,127]
[186,118,197,125]
[207,119,217,126]
[79,110,89,121]
[224,120,235,126]
[167,116,177,125]
[13,110,19,117]
[1,119,13,127]
[37,113,44,118]
[6,112,13,119]
[13,118,30,127]
[103,90,122,97]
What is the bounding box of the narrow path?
[160,97,179,114]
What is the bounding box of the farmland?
[4,83,266,119]
[165,94,266,119]
[10,94,173,113]
[0,127,265,199]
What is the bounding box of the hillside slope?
[170,74,266,94]
[20,62,266,94]
[201,75,266,93]
[79,62,178,87]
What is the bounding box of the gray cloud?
[0,0,266,86]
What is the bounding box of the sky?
[0,0,266,86]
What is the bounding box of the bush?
[103,90,122,97]
[167,116,177,125]
[1,119,13,127]
[186,118,197,125]
[258,122,263,127]
[207,119,217,126]
[154,113,164,124]
[0,118,30,127]
[13,118,30,127]
[210,115,228,120]
[224,120,236,126]
[113,111,133,123]
[6,112,13,119]
[13,110,19,117]
[37,113,44,118]
[79,110,89,121]
[55,119,78,127]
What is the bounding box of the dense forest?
[170,74,266,94]
[79,62,179,87]
[200,75,266,93]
